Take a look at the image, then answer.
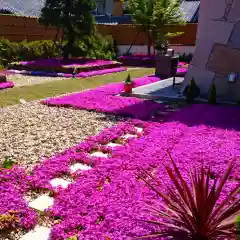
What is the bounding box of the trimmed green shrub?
[124,74,132,84]
[208,83,217,104]
[179,53,193,63]
[185,78,200,103]
[0,38,60,66]
[0,34,116,66]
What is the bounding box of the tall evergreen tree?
[39,0,96,60]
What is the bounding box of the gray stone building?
[183,0,240,102]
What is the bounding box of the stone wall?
[183,0,240,102]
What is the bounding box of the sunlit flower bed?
[2,105,239,239]
[2,75,240,239]
[8,58,123,74]
[42,76,163,120]
[7,67,127,78]
[0,81,14,90]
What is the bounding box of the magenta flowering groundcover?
[2,76,240,239]
[8,58,123,74]
[42,76,164,120]
[2,103,240,239]
[7,67,127,78]
[0,81,14,90]
[0,167,38,229]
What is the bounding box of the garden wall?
[0,15,197,45]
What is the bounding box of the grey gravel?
[0,101,120,171]
[7,74,67,87]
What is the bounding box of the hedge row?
[0,34,116,66]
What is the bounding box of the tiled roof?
[95,0,200,25]
[0,0,44,16]
[0,0,200,23]
[180,1,200,23]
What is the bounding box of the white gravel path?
[0,101,120,170]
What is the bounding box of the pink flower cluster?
[7,67,127,78]
[29,109,239,239]
[0,81,14,90]
[0,167,38,229]
[8,58,122,74]
[16,58,118,68]
[2,74,240,239]
[42,76,164,120]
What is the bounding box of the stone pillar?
[183,0,240,102]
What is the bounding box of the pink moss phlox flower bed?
[8,67,127,78]
[0,81,14,90]
[8,58,122,73]
[42,76,164,120]
[30,108,239,239]
[0,167,38,229]
[2,103,240,239]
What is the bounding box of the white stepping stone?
[135,127,143,133]
[20,226,51,240]
[106,142,122,148]
[50,178,71,189]
[90,151,108,158]
[70,163,92,173]
[121,134,137,139]
[29,195,54,212]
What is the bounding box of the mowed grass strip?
[0,68,154,107]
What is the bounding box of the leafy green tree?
[39,0,96,60]
[152,0,185,54]
[126,0,155,56]
[0,9,14,15]
[125,0,185,55]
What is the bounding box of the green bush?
[179,53,193,63]
[208,83,217,104]
[0,34,116,66]
[0,38,60,66]
[186,78,200,103]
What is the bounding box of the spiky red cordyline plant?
[137,152,240,240]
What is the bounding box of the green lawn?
[0,68,155,107]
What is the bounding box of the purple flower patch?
[0,167,38,230]
[2,75,240,239]
[42,76,163,120]
[8,58,123,74]
[0,81,14,90]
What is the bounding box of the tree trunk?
[63,27,75,61]
[147,28,152,56]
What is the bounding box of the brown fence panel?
[98,24,197,45]
[0,15,60,41]
[0,15,197,45]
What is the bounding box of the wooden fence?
[0,15,197,45]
